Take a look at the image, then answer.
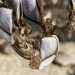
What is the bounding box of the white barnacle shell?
[0,8,12,34]
[0,8,14,44]
[71,0,75,9]
[69,0,75,10]
[6,0,20,25]
[21,0,43,33]
[39,35,59,69]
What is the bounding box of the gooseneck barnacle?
[0,0,60,69]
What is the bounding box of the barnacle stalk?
[68,0,75,31]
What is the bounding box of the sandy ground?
[0,42,75,75]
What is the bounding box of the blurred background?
[0,0,75,75]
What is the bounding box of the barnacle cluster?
[0,0,60,69]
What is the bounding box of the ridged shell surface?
[0,8,12,34]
